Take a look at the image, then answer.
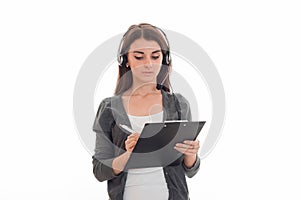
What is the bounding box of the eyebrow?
[132,50,161,54]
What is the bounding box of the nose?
[143,56,153,68]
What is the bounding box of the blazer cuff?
[182,155,201,177]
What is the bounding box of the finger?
[132,132,140,136]
[174,142,200,152]
[175,143,194,149]
[126,141,137,150]
[126,137,138,143]
[128,133,140,140]
[174,145,199,152]
[183,148,199,154]
[174,146,196,154]
[182,152,197,156]
[174,146,198,155]
[183,140,199,146]
[127,135,140,141]
[127,134,137,139]
[125,139,137,148]
[126,140,137,147]
[173,146,185,153]
[184,140,200,149]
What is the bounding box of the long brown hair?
[114,23,172,95]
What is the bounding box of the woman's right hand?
[112,132,140,175]
[125,133,140,152]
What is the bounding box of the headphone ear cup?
[164,52,171,65]
[118,55,123,66]
[119,55,128,67]
[167,54,170,65]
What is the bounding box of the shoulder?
[174,93,189,103]
[99,95,120,104]
[173,93,190,107]
[95,95,120,116]
[97,95,120,107]
[93,96,120,132]
[161,90,190,107]
[173,92,192,120]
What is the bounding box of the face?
[126,38,163,84]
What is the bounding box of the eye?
[134,56,143,60]
[152,55,160,60]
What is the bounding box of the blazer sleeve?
[174,93,192,121]
[175,93,201,178]
[92,98,119,182]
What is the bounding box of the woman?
[92,23,201,200]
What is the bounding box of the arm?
[92,128,120,182]
[92,99,140,181]
[111,151,131,175]
[175,140,201,178]
[92,99,121,182]
[182,154,201,178]
[93,137,135,181]
[112,133,140,175]
[174,93,201,178]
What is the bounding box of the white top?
[123,111,169,200]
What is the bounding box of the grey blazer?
[92,90,200,200]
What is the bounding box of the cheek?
[156,59,163,65]
[151,57,163,67]
[127,59,145,69]
[154,59,163,68]
[127,57,135,66]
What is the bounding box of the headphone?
[117,24,172,67]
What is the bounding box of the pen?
[119,124,135,134]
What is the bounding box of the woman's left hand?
[174,139,200,156]
[174,139,200,168]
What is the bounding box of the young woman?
[92,23,201,200]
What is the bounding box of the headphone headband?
[117,24,171,65]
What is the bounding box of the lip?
[142,71,154,75]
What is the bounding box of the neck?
[129,81,159,96]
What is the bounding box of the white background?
[1,0,299,199]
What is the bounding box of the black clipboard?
[124,121,206,170]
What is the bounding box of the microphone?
[156,83,168,91]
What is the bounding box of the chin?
[139,77,157,83]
